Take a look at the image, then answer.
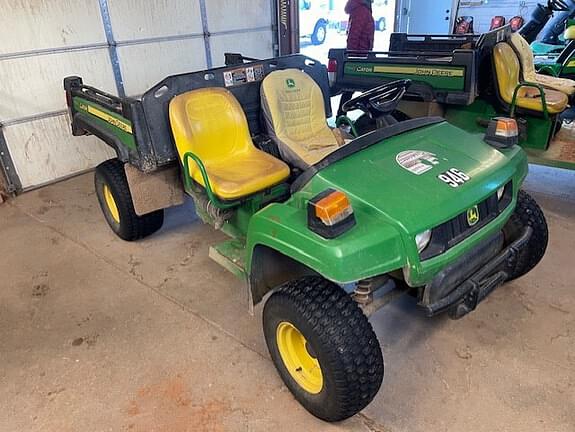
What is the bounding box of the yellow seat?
[493,42,568,115]
[509,32,575,96]
[261,69,343,170]
[169,88,290,200]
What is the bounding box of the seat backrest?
[169,88,254,166]
[510,32,537,80]
[261,68,340,169]
[261,68,330,143]
[493,42,521,104]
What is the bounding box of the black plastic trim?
[307,188,356,239]
[420,181,513,261]
[421,226,532,317]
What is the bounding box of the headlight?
[497,186,505,201]
[415,229,432,253]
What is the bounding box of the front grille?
[420,182,513,261]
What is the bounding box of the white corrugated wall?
[0,0,275,192]
[457,0,540,34]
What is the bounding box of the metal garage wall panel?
[118,39,207,96]
[0,49,116,123]
[0,0,105,55]
[210,31,274,67]
[3,115,116,189]
[206,0,272,32]
[107,0,203,40]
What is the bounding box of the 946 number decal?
[438,168,470,188]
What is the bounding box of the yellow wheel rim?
[103,184,120,223]
[276,321,323,394]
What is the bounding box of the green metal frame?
[510,82,549,120]
[182,151,239,210]
[536,65,559,77]
[335,115,358,137]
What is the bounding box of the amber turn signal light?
[484,117,519,148]
[308,189,356,239]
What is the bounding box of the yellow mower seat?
[493,42,568,115]
[169,88,289,200]
[510,32,575,96]
[261,69,342,170]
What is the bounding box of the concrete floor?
[1,165,574,432]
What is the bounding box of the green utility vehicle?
[63,53,548,421]
[329,25,575,170]
[533,23,575,78]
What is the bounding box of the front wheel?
[263,277,384,422]
[311,21,327,45]
[376,17,386,32]
[95,159,164,241]
[503,190,548,280]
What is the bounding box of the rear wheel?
[311,21,327,45]
[95,159,164,241]
[263,277,384,422]
[503,190,548,280]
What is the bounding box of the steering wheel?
[341,79,412,118]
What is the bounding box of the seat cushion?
[515,86,569,115]
[204,149,290,200]
[261,69,341,170]
[510,32,575,96]
[493,42,568,114]
[170,88,289,200]
[534,73,575,96]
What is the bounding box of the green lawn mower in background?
[63,52,548,421]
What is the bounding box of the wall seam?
[98,0,126,97]
[0,127,22,193]
[198,0,213,68]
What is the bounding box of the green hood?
[306,121,525,234]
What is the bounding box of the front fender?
[245,202,406,286]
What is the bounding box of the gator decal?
[343,62,466,91]
[74,97,136,151]
[75,99,132,134]
[86,105,132,134]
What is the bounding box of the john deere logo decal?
[286,78,296,88]
[467,205,480,226]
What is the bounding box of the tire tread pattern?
[506,190,548,280]
[265,277,383,422]
[95,159,164,241]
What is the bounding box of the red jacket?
[345,0,375,50]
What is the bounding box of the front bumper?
[419,226,532,319]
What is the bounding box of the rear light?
[308,189,356,238]
[327,59,337,73]
[65,91,73,108]
[484,117,519,148]
[328,59,337,86]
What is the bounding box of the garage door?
[0,0,275,192]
